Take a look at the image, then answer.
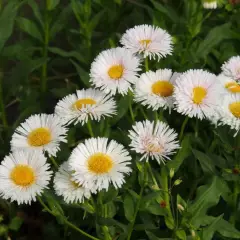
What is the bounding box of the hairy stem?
[127,163,147,240]
[87,120,94,137]
[145,58,149,71]
[179,116,189,141]
[37,196,100,240]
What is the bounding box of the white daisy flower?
[203,0,217,9]
[134,69,178,111]
[0,151,52,205]
[11,114,68,157]
[218,73,240,95]
[69,137,132,192]
[128,120,180,164]
[90,47,141,95]
[53,162,91,203]
[222,56,240,82]
[55,88,117,125]
[120,24,173,61]
[219,94,240,133]
[174,69,221,120]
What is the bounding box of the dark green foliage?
[0,0,240,240]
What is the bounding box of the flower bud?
[169,168,174,178]
[177,204,185,211]
[173,179,182,186]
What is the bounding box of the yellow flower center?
[27,127,51,146]
[139,39,152,46]
[229,102,240,118]
[151,81,174,97]
[72,98,96,110]
[87,153,113,174]
[146,143,162,153]
[108,65,124,79]
[10,165,35,186]
[192,87,207,104]
[225,82,240,93]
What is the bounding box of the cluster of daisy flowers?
[0,24,239,206]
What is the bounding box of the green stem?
[127,185,144,240]
[195,118,199,138]
[147,162,158,187]
[145,58,149,72]
[230,183,239,226]
[87,120,94,137]
[140,107,148,119]
[98,195,111,240]
[161,167,174,229]
[41,2,49,93]
[129,94,135,122]
[50,156,58,169]
[127,163,147,240]
[179,117,189,141]
[37,196,100,240]
[159,109,164,122]
[154,111,158,122]
[0,75,8,128]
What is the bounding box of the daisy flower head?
[0,151,52,204]
[90,47,141,96]
[11,114,68,157]
[53,161,91,204]
[219,94,240,133]
[68,137,132,192]
[134,69,178,111]
[218,73,240,95]
[55,88,117,125]
[128,120,180,164]
[221,56,240,82]
[203,0,217,9]
[120,24,173,61]
[174,69,221,120]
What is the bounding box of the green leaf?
[109,94,131,125]
[47,0,60,10]
[70,59,91,87]
[48,47,85,63]
[8,216,23,231]
[201,215,223,240]
[98,217,127,233]
[0,0,21,52]
[176,229,186,240]
[101,187,118,204]
[145,202,166,216]
[17,17,43,42]
[28,0,43,27]
[188,177,229,227]
[146,231,172,240]
[217,219,240,239]
[50,5,72,38]
[167,135,191,172]
[150,0,179,23]
[192,149,215,175]
[196,23,237,59]
[124,194,135,222]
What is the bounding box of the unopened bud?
[173,179,182,186]
[151,184,160,190]
[177,204,185,211]
[169,168,174,178]
[191,229,196,238]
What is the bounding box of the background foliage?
[0,0,240,239]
